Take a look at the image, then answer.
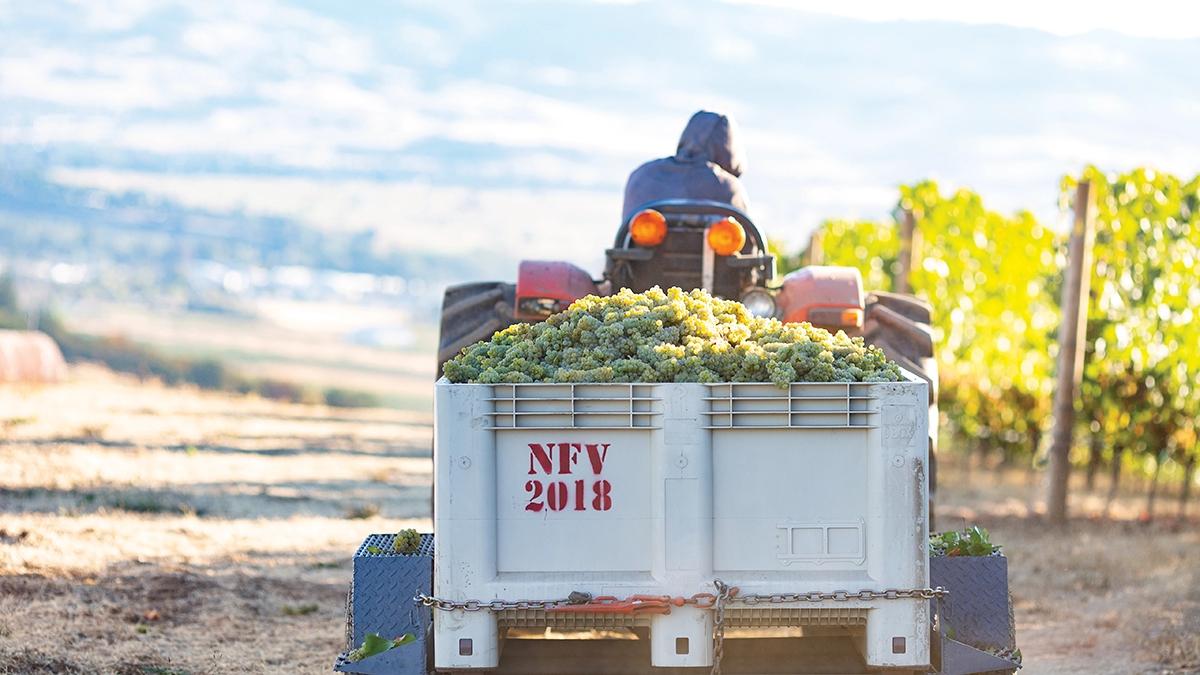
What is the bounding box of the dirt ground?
[1,366,1197,674]
[936,469,1200,675]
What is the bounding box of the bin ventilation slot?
[703,383,877,429]
[725,607,868,628]
[499,606,867,629]
[488,383,661,430]
[497,610,647,629]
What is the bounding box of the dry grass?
[0,366,430,674]
[0,367,1197,674]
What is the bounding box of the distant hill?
[0,165,510,307]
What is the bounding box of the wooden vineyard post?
[1046,180,1097,524]
[895,208,919,294]
[1180,455,1196,519]
[806,230,824,266]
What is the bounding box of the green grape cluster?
[393,528,421,555]
[444,287,900,388]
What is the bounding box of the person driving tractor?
[621,110,750,222]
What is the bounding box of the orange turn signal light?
[707,217,746,256]
[630,209,668,246]
[805,307,865,328]
[840,308,864,327]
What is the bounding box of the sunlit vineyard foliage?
[787,170,1200,500]
[1070,168,1200,493]
[794,181,1060,463]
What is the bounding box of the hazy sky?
[734,0,1200,38]
[4,1,1199,272]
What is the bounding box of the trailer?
[334,374,1019,674]
[435,199,940,526]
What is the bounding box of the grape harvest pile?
[444,286,900,387]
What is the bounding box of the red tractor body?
[514,260,597,321]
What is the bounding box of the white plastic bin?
[433,374,930,670]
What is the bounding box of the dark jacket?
[621,111,750,222]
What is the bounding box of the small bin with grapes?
[334,532,433,674]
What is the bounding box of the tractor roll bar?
[613,199,767,253]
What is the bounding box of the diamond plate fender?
[930,554,1015,652]
[334,533,434,675]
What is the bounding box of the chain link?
[415,593,581,612]
[417,586,948,612]
[415,590,726,613]
[733,586,947,605]
[710,579,734,675]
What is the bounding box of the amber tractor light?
[629,209,668,246]
[707,217,746,256]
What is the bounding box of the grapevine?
[801,182,1060,463]
[789,172,1199,512]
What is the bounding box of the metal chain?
[414,590,721,612]
[732,586,947,605]
[416,586,947,612]
[710,579,735,675]
[415,592,581,612]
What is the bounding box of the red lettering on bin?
[585,443,610,474]
[524,441,614,512]
[557,442,582,474]
[527,443,554,475]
